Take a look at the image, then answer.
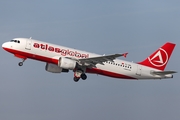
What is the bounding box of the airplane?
[2,38,177,82]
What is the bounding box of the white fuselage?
[2,38,173,80]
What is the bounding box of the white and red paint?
[2,38,176,80]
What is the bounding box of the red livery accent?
[33,43,89,58]
[138,42,176,71]
[3,47,59,65]
[3,47,136,79]
[33,43,40,48]
[2,38,176,82]
[14,54,27,59]
[123,53,128,58]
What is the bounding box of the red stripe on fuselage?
[3,47,59,64]
[3,47,136,79]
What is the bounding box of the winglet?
[123,53,128,58]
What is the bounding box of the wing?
[151,71,177,75]
[78,53,128,67]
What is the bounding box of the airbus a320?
[2,38,177,82]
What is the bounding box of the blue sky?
[0,1,180,120]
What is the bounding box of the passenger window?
[18,41,20,43]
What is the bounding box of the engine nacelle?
[58,57,77,70]
[45,63,69,73]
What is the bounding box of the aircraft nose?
[2,42,8,49]
[2,42,6,49]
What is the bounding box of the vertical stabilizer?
[138,42,176,71]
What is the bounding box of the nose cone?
[2,42,5,49]
[2,42,7,49]
[2,42,9,50]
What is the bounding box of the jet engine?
[45,63,69,73]
[58,57,77,70]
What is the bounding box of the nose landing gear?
[18,62,23,66]
[18,58,26,66]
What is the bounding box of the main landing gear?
[81,73,87,80]
[73,69,87,82]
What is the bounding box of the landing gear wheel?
[18,62,23,66]
[81,73,87,80]
[73,77,80,82]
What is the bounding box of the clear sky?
[0,1,180,120]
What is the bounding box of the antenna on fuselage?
[29,37,32,39]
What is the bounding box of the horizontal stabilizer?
[151,71,177,75]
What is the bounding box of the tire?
[73,77,80,82]
[18,62,23,66]
[81,73,87,80]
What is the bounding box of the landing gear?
[73,77,80,82]
[81,73,87,80]
[18,58,26,66]
[73,69,87,82]
[18,62,23,66]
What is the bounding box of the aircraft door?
[136,65,142,76]
[25,39,32,50]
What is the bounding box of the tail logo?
[148,48,168,67]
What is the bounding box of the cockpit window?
[10,40,20,43]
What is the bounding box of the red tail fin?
[138,42,176,71]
